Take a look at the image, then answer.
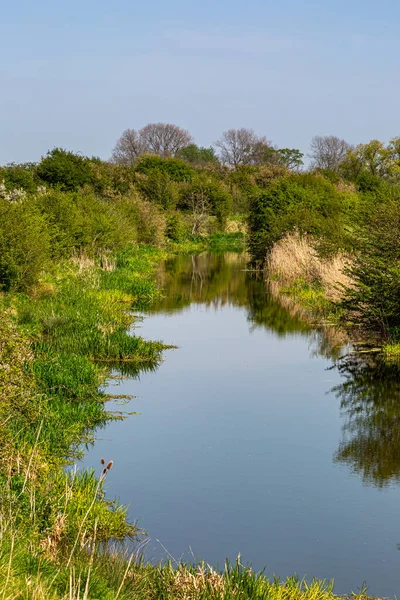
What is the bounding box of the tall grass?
[267,231,351,302]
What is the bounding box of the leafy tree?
[177,144,217,165]
[341,140,393,181]
[135,170,179,210]
[276,148,304,170]
[180,173,232,230]
[37,148,93,191]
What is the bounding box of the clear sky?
[1,0,399,164]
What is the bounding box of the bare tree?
[309,135,352,172]
[186,183,210,234]
[215,128,259,167]
[215,128,276,167]
[111,123,193,164]
[111,129,147,165]
[139,123,193,157]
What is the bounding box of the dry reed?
[266,231,352,301]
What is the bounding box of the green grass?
[280,278,339,322]
[0,244,169,598]
[383,342,400,362]
[0,539,376,600]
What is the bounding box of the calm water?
[81,252,400,598]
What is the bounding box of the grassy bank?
[0,244,168,598]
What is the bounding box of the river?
[80,251,400,598]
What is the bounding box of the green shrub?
[0,162,38,193]
[166,211,188,241]
[248,173,355,262]
[135,170,179,209]
[89,159,134,196]
[115,193,166,246]
[0,199,50,290]
[135,154,195,182]
[341,200,400,336]
[37,148,93,191]
[35,190,136,258]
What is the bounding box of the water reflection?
[153,252,311,335]
[155,252,400,489]
[332,352,400,488]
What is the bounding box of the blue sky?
[1,0,399,163]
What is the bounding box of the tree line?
[111,122,304,169]
[2,121,400,341]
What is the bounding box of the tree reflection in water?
[152,251,400,489]
[332,351,400,488]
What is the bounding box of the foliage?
[135,169,180,209]
[35,190,137,258]
[36,148,93,191]
[135,154,195,182]
[0,198,50,290]
[166,211,188,241]
[177,143,218,165]
[248,173,354,262]
[0,162,38,192]
[340,201,400,337]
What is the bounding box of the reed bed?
[266,231,351,303]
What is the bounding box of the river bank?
[0,237,382,599]
[264,231,400,364]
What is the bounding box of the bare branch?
[309,135,352,172]
[111,129,147,165]
[139,123,193,157]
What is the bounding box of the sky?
[1,0,400,164]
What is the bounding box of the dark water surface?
[81,252,400,598]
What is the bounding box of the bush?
[135,154,195,182]
[35,190,136,258]
[166,211,188,241]
[0,199,50,290]
[248,173,355,262]
[89,159,134,196]
[341,201,400,336]
[0,162,38,193]
[116,192,166,246]
[135,170,180,209]
[37,148,93,191]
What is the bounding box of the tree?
[340,139,396,182]
[276,148,304,171]
[309,135,352,172]
[112,123,193,164]
[177,144,217,165]
[111,129,147,165]
[139,123,193,157]
[216,128,273,168]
